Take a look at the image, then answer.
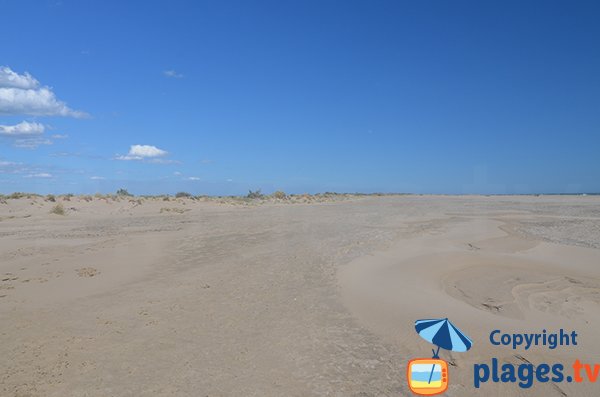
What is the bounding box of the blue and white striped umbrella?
[415,318,472,354]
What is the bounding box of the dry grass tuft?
[272,191,287,200]
[50,203,66,215]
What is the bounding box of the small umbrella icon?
[415,318,472,383]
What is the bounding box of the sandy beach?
[1,195,600,396]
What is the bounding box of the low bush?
[272,191,287,199]
[116,188,132,197]
[247,189,264,199]
[50,203,65,215]
[8,192,27,199]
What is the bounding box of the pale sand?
[1,195,599,396]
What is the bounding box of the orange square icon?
[407,358,448,395]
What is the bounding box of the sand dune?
[339,202,600,396]
[1,195,599,396]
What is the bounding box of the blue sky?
[1,0,599,195]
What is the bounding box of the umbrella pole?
[427,346,441,384]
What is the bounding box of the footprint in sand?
[2,273,18,282]
[76,267,100,277]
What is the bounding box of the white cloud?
[0,66,87,117]
[90,176,105,180]
[0,159,59,176]
[0,121,61,148]
[0,66,39,89]
[0,121,45,136]
[24,172,52,178]
[13,137,53,149]
[0,87,87,117]
[117,144,169,161]
[173,171,182,176]
[0,159,24,174]
[0,160,19,168]
[49,151,103,160]
[130,144,167,157]
[51,133,68,139]
[163,70,183,79]
[147,158,180,164]
[188,176,200,181]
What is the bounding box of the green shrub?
[247,189,264,199]
[8,192,25,199]
[45,194,56,202]
[116,188,132,197]
[175,191,192,198]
